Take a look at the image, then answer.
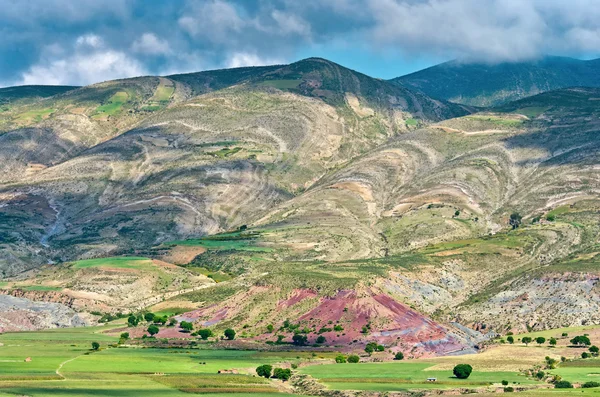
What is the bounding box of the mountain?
[0,58,468,276]
[1,58,599,346]
[392,56,600,106]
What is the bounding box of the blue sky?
[1,0,599,87]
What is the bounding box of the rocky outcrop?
[0,294,90,332]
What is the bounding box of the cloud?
[2,0,600,86]
[19,34,147,86]
[226,52,284,68]
[132,33,171,55]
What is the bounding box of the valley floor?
[3,322,600,397]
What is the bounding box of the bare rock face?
[0,294,90,332]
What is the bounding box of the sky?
[1,0,599,87]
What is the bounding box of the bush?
[292,333,307,346]
[224,328,236,340]
[453,364,473,379]
[590,345,599,354]
[266,324,274,333]
[256,364,272,378]
[571,335,591,346]
[91,342,100,350]
[554,381,573,389]
[273,368,292,381]
[582,352,590,359]
[120,332,129,340]
[506,336,514,344]
[335,355,347,363]
[180,321,194,332]
[334,325,344,332]
[347,355,360,363]
[562,333,568,337]
[394,352,404,360]
[582,381,600,388]
[536,371,545,379]
[504,387,514,392]
[144,313,155,322]
[549,337,557,346]
[127,315,139,327]
[501,380,509,386]
[536,337,546,344]
[147,325,159,336]
[316,335,326,344]
[198,329,213,340]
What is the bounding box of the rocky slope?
[0,60,599,343]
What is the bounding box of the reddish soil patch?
[278,289,318,308]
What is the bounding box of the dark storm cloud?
[1,0,599,86]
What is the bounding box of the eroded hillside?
[1,60,599,345]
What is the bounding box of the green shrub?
[554,380,573,389]
[504,387,514,392]
[91,342,100,350]
[453,364,473,379]
[316,335,326,344]
[347,355,360,363]
[335,355,347,363]
[394,352,404,360]
[224,328,236,340]
[273,368,292,381]
[256,364,272,378]
[501,380,509,386]
[582,381,600,388]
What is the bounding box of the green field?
[0,326,291,396]
[2,324,598,396]
[70,257,154,269]
[16,285,63,292]
[260,80,301,89]
[94,91,129,116]
[15,107,55,123]
[300,361,534,391]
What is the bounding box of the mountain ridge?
[392,56,600,106]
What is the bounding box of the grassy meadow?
[2,321,600,395]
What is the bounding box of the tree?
[169,318,177,326]
[347,355,360,363]
[453,364,473,379]
[144,313,155,322]
[394,352,404,360]
[570,335,591,346]
[582,381,600,388]
[590,345,599,355]
[127,315,138,327]
[506,336,514,344]
[91,341,100,350]
[154,316,167,325]
[377,345,385,352]
[292,333,307,346]
[502,380,509,386]
[536,337,546,345]
[522,336,532,346]
[273,368,292,381]
[316,335,326,344]
[549,337,557,346]
[256,364,272,378]
[224,328,236,340]
[120,332,129,340]
[509,213,522,229]
[562,333,568,337]
[335,355,347,363]
[536,371,545,380]
[582,352,591,359]
[180,321,194,332]
[365,342,378,354]
[555,381,573,389]
[198,329,213,340]
[147,325,159,336]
